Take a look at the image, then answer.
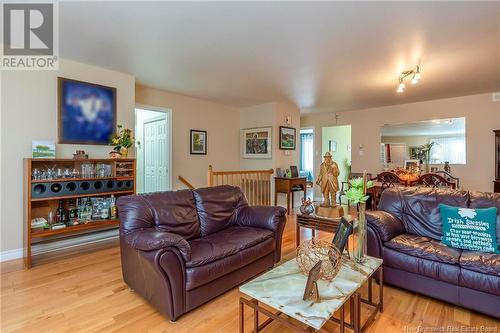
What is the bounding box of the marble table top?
[239,256,383,330]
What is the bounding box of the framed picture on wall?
[279,126,296,150]
[404,159,420,170]
[58,77,117,145]
[190,130,207,155]
[242,127,272,159]
[329,140,337,152]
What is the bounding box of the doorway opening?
[300,128,314,183]
[322,125,352,184]
[135,107,172,193]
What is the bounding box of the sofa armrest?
[236,206,287,263]
[366,211,405,242]
[236,206,287,232]
[123,229,191,261]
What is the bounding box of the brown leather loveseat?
[367,187,500,318]
[117,185,287,321]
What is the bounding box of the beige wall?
[239,102,301,206]
[0,59,136,252]
[240,102,301,171]
[136,85,240,189]
[301,93,500,193]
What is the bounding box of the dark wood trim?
[279,126,296,150]
[57,77,117,145]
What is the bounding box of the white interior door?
[144,118,169,193]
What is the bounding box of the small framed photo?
[290,165,299,178]
[279,126,296,150]
[32,140,56,158]
[404,159,420,170]
[329,140,337,152]
[332,217,353,254]
[190,130,207,155]
[431,166,439,172]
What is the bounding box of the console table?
[274,177,307,214]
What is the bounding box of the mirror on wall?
[380,117,466,169]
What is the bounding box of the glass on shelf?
[81,163,95,178]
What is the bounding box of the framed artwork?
[58,77,116,145]
[242,127,272,159]
[404,159,420,170]
[329,140,337,152]
[409,146,420,160]
[279,126,296,150]
[431,166,439,172]
[332,217,353,254]
[190,130,207,155]
[32,140,56,158]
[302,260,322,302]
[290,165,299,178]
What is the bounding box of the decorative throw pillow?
[439,204,499,254]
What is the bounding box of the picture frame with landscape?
[32,140,56,158]
[242,127,272,159]
[190,130,207,155]
[279,126,296,150]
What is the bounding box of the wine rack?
[24,158,136,268]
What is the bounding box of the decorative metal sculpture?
[296,239,342,281]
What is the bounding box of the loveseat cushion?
[383,247,460,284]
[118,190,200,239]
[385,234,462,264]
[378,187,469,240]
[459,251,500,277]
[186,226,273,268]
[184,227,275,290]
[193,185,248,236]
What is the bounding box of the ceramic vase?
[120,147,128,158]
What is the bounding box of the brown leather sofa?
[367,187,500,318]
[117,185,287,321]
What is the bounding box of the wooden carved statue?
[316,152,340,207]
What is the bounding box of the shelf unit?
[495,130,500,193]
[24,158,136,268]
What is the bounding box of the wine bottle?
[109,195,117,219]
[68,199,79,225]
[56,200,68,224]
[84,197,93,223]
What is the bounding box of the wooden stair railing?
[178,176,195,189]
[208,165,274,206]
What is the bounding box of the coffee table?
[239,256,383,333]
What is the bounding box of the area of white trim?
[0,248,24,262]
[0,229,119,263]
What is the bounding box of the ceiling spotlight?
[397,80,405,93]
[397,65,421,92]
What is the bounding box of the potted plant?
[346,175,374,263]
[417,142,436,173]
[110,125,135,158]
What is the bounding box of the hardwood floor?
[1,214,498,333]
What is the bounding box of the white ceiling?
[59,1,500,113]
[381,117,466,137]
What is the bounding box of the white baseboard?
[0,248,24,262]
[0,229,119,263]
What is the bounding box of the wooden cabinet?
[495,130,500,193]
[24,158,136,268]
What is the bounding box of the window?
[430,136,466,164]
[300,129,314,176]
